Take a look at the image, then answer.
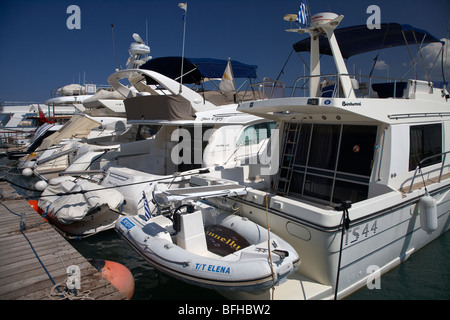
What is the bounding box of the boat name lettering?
[345,220,378,246]
[194,263,232,275]
[120,218,135,230]
[342,101,362,106]
[205,230,242,251]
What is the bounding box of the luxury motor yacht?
[149,13,449,299]
[38,59,276,238]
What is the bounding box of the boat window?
[278,123,377,205]
[17,119,36,127]
[307,125,340,170]
[135,125,161,141]
[0,114,12,126]
[338,125,378,176]
[409,123,442,171]
[177,125,214,172]
[17,114,38,127]
[236,122,276,147]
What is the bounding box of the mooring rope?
[0,201,65,299]
[265,192,276,300]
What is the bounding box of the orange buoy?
[28,200,45,217]
[91,259,135,299]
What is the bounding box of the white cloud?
[374,60,389,70]
[420,38,450,79]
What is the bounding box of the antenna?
[132,33,144,44]
[111,24,122,70]
[444,10,450,87]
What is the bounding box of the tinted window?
[338,125,377,176]
[237,122,275,147]
[279,123,377,205]
[308,125,340,170]
[409,124,442,171]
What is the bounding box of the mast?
[284,11,356,98]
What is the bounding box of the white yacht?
[18,33,152,175]
[0,102,44,146]
[151,14,449,299]
[38,59,274,238]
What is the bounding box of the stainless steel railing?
[408,151,450,193]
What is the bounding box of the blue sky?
[0,0,449,102]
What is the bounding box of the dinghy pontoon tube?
[115,185,300,292]
[39,176,125,236]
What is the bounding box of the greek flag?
[142,191,151,221]
[298,0,309,27]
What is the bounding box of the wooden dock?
[0,181,127,300]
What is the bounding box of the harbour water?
[1,158,448,300]
[68,226,450,300]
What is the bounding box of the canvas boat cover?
[124,94,195,122]
[83,89,124,109]
[57,84,85,96]
[293,23,443,59]
[37,114,101,151]
[39,177,124,225]
[141,57,257,84]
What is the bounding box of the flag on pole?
[220,58,236,94]
[37,105,53,124]
[297,0,309,27]
[179,2,188,92]
[142,191,151,221]
[179,2,187,20]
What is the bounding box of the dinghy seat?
[176,210,208,254]
[205,225,250,257]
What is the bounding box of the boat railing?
[408,151,450,193]
[0,101,43,108]
[238,78,285,103]
[0,128,35,145]
[49,83,111,98]
[239,73,436,102]
[290,73,416,99]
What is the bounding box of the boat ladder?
[276,122,301,195]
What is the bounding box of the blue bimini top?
[141,57,257,84]
[293,23,443,59]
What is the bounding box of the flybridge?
[292,23,443,59]
[237,13,448,105]
[237,12,449,125]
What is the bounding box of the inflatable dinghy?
[39,176,125,237]
[116,200,300,292]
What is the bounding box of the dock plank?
[0,181,127,300]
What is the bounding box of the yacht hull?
[223,183,449,299]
